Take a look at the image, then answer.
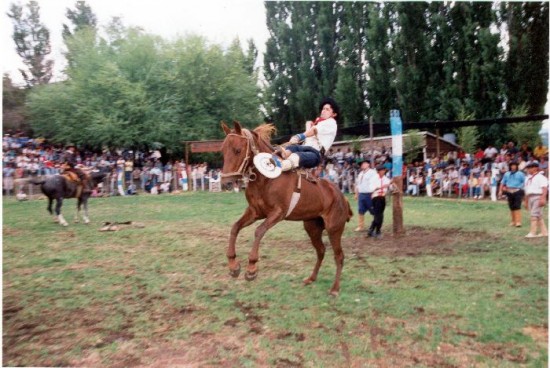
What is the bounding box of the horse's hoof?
[229,265,241,278]
[245,271,257,281]
[329,289,339,297]
[303,277,315,285]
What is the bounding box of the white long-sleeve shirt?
[303,118,337,152]
[355,168,377,193]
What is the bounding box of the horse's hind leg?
[47,198,57,222]
[228,207,257,278]
[326,225,345,297]
[55,198,68,226]
[303,218,326,286]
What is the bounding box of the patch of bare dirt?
[523,325,548,349]
[344,226,494,257]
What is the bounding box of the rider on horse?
[62,145,91,197]
[275,97,339,172]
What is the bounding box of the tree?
[365,3,396,124]
[62,0,97,40]
[27,22,261,154]
[506,106,543,148]
[264,2,342,134]
[7,1,53,87]
[454,108,479,153]
[2,74,28,133]
[502,2,549,115]
[334,2,368,126]
[62,0,98,69]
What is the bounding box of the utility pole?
[390,110,405,236]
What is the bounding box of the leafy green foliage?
[455,108,479,153]
[506,106,543,147]
[27,23,261,154]
[3,74,28,133]
[263,1,546,148]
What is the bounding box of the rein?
[220,129,260,183]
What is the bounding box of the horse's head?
[220,121,278,188]
[220,121,253,187]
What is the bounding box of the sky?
[2,0,269,85]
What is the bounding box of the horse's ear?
[221,121,231,136]
[233,121,242,135]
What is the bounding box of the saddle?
[63,171,81,184]
[295,168,320,184]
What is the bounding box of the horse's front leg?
[79,196,90,224]
[55,198,68,227]
[228,207,258,278]
[245,211,284,281]
[74,198,81,223]
[83,198,90,224]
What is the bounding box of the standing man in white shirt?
[523,162,548,238]
[353,159,377,231]
[367,165,392,239]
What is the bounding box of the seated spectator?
[533,143,548,160]
[469,174,481,199]
[127,183,137,195]
[484,144,498,161]
[406,173,418,196]
[474,147,485,162]
[160,181,171,193]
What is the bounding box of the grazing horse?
[220,121,352,296]
[32,172,107,226]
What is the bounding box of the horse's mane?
[253,124,277,143]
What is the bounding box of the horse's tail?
[344,197,353,222]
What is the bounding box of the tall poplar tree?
[365,3,396,124]
[62,0,97,41]
[503,2,549,115]
[334,2,368,126]
[7,1,53,87]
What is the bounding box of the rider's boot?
[280,153,300,172]
[274,146,291,159]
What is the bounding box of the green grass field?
[3,192,548,367]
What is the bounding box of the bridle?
[220,129,259,183]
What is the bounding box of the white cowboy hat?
[253,152,282,179]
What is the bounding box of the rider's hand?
[290,133,305,145]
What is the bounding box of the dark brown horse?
[220,121,352,296]
[31,172,107,226]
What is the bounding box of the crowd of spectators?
[3,132,548,202]
[314,141,548,201]
[2,133,216,197]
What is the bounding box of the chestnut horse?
[220,121,352,296]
